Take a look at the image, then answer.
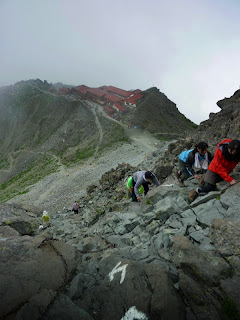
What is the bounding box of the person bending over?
[189,139,240,202]
[128,170,160,202]
[175,141,213,187]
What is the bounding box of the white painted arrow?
[121,306,148,320]
[108,261,128,284]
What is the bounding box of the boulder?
[0,203,40,235]
[210,219,240,257]
[172,236,231,286]
[68,255,186,320]
[0,235,81,319]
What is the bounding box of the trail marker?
[109,261,128,284]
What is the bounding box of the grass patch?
[0,155,59,202]
[0,154,10,170]
[76,147,95,160]
[61,144,96,167]
[98,125,130,155]
[157,135,168,141]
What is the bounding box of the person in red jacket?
[189,139,240,202]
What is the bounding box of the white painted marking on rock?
[109,261,128,284]
[121,306,148,320]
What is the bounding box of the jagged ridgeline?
[193,88,240,145]
[0,80,128,201]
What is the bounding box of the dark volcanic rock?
[0,234,81,319]
[68,255,186,320]
[122,87,197,135]
[0,203,40,235]
[192,89,240,145]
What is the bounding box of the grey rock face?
[0,203,41,235]
[69,255,186,320]
[1,165,240,319]
[0,234,81,319]
[210,218,240,256]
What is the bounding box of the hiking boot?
[189,190,199,202]
[175,170,181,181]
[199,175,205,187]
[178,180,185,187]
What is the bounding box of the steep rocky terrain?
[0,80,128,202]
[121,87,197,138]
[0,80,196,204]
[192,88,240,146]
[0,84,240,319]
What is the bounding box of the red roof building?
[104,105,115,114]
[75,85,88,95]
[87,88,106,97]
[86,88,107,104]
[114,103,127,112]
[58,87,71,95]
[130,89,142,94]
[104,93,123,104]
[124,93,143,106]
[101,86,132,98]
[71,85,88,98]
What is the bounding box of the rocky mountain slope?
[0,85,240,319]
[0,80,128,202]
[122,87,197,138]
[0,79,196,204]
[192,88,240,146]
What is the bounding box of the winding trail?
[6,101,168,210]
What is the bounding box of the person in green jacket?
[127,170,160,202]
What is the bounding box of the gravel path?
[8,106,169,211]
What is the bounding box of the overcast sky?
[1,0,239,124]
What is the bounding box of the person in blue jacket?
[175,141,213,187]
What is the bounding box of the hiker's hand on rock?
[137,197,141,202]
[230,179,237,185]
[194,174,200,180]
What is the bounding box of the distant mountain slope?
[0,79,197,203]
[0,80,128,201]
[121,87,197,137]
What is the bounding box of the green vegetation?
[0,154,10,170]
[76,147,95,160]
[98,125,129,155]
[157,135,168,141]
[61,142,96,167]
[123,87,198,134]
[0,155,59,202]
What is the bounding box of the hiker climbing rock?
[189,139,240,202]
[175,141,213,187]
[127,170,160,202]
[72,201,79,214]
[41,210,50,222]
[40,210,50,229]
